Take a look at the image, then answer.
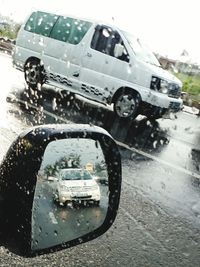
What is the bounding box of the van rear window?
[50,16,92,45]
[24,12,91,44]
[24,11,58,37]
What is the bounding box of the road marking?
[120,207,167,252]
[49,212,58,224]
[116,140,200,180]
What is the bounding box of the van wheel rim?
[115,94,136,117]
[25,64,40,85]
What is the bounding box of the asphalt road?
[0,52,200,266]
[32,180,108,251]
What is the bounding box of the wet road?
[0,52,200,266]
[32,180,108,251]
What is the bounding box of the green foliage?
[95,161,107,172]
[44,154,81,177]
[175,72,200,101]
[0,23,21,39]
[182,77,193,92]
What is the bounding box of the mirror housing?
[114,43,124,58]
[0,124,121,256]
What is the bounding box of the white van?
[13,10,182,119]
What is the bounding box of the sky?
[0,0,199,63]
[40,139,105,170]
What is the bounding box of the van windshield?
[122,31,160,67]
[60,169,93,181]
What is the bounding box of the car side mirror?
[0,124,121,256]
[114,43,124,58]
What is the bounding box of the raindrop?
[161,182,166,190]
[52,98,57,111]
[102,29,110,38]
[54,230,58,236]
[153,140,158,148]
[127,67,132,74]
[182,252,190,257]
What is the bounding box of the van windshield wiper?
[146,60,161,68]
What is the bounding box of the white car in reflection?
[53,168,101,206]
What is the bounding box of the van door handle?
[73,71,80,77]
[87,52,92,58]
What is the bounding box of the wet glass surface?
[32,138,108,250]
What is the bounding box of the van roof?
[29,9,121,31]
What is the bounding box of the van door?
[43,16,92,92]
[80,25,131,103]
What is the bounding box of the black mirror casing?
[0,124,121,256]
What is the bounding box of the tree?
[95,160,107,172]
[44,154,81,177]
[0,22,21,39]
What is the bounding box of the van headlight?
[150,76,169,94]
[160,80,169,94]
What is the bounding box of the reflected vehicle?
[53,168,101,206]
[93,170,109,185]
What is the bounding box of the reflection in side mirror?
[0,124,121,256]
[114,43,124,58]
[32,138,109,251]
[47,176,58,182]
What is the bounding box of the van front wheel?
[114,92,140,119]
[24,59,45,90]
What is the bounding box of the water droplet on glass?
[54,230,58,236]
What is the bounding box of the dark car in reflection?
[93,170,108,185]
[53,168,101,206]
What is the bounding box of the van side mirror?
[0,124,121,256]
[114,43,124,58]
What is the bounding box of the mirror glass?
[31,138,109,251]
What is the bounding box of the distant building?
[155,51,200,75]
[155,54,176,70]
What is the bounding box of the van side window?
[50,16,92,45]
[24,11,58,37]
[91,26,129,62]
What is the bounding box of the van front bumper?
[140,100,182,118]
[143,90,183,112]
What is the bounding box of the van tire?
[113,91,140,119]
[24,59,45,90]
